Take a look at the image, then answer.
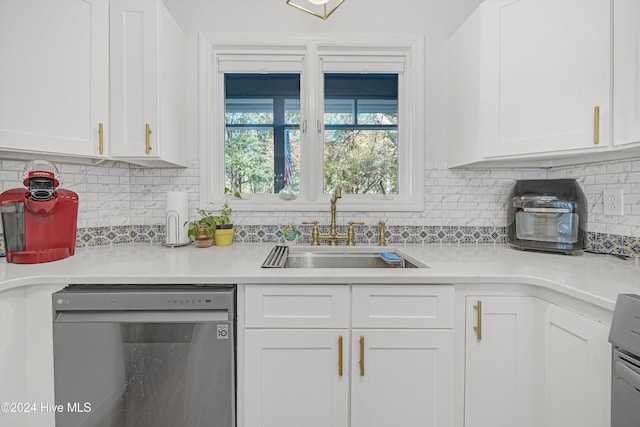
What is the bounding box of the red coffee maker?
[0,160,78,264]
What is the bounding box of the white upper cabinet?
[0,0,186,167]
[110,0,187,167]
[448,0,611,167]
[0,0,109,160]
[613,0,640,147]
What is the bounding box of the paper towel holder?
[162,190,190,248]
[163,210,190,247]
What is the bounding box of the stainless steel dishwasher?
[609,293,640,427]
[52,284,236,427]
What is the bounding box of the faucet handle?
[377,221,387,246]
[302,220,320,246]
[346,221,365,246]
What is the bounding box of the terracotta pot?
[194,228,213,248]
[194,236,213,248]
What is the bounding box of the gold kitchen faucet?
[303,188,364,246]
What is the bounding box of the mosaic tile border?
[586,232,640,259]
[233,224,507,245]
[72,225,640,258]
[76,225,166,248]
[1,226,638,259]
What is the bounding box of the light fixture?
[287,0,345,20]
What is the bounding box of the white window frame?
[198,33,424,211]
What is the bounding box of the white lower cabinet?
[351,329,454,427]
[351,284,455,427]
[535,300,611,427]
[463,296,534,427]
[244,329,349,427]
[243,284,455,427]
[0,284,63,427]
[460,292,612,427]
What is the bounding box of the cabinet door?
[110,0,186,167]
[244,329,349,427]
[537,301,611,427]
[110,0,159,158]
[351,329,454,427]
[464,296,534,427]
[0,285,63,427]
[613,0,640,146]
[482,0,610,156]
[0,0,109,158]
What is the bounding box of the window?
[224,74,301,194]
[323,73,398,195]
[199,34,424,211]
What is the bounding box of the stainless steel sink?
[261,246,425,268]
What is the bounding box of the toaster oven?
[507,179,587,254]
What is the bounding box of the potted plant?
[185,208,217,248]
[213,187,241,246]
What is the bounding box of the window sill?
[226,197,424,212]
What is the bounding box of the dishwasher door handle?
[55,309,229,323]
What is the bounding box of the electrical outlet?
[603,189,624,216]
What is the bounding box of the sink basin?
[285,252,421,268]
[261,246,425,268]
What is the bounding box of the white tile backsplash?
[1,156,640,238]
[549,158,640,237]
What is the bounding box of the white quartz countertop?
[0,243,638,311]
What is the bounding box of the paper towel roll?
[165,191,189,245]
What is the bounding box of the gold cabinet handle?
[594,106,600,145]
[359,335,365,376]
[145,123,152,154]
[98,123,104,155]
[338,336,343,377]
[473,300,482,341]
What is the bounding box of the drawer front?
[245,285,350,328]
[352,285,454,328]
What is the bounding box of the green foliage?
[224,111,396,196]
[225,128,274,194]
[185,188,242,237]
[323,125,398,195]
[185,209,217,238]
[216,187,242,226]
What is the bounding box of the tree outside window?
[224,73,398,196]
[323,73,398,195]
[224,74,300,195]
